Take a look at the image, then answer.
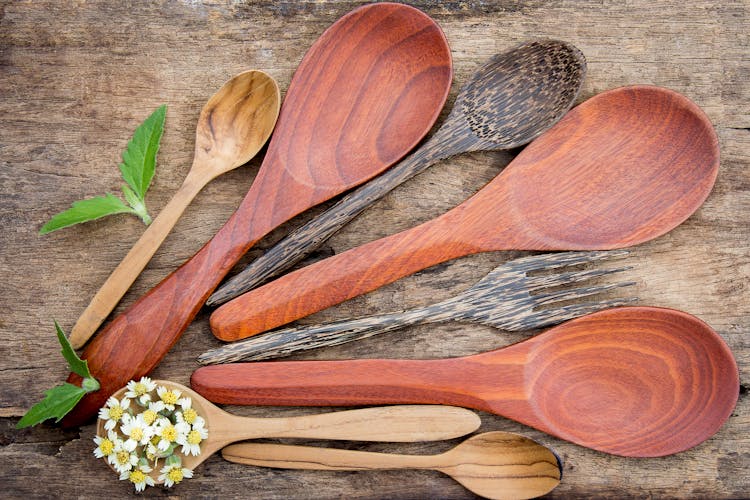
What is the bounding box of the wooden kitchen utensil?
[63,2,453,426]
[207,39,586,306]
[210,85,720,341]
[96,381,481,484]
[69,70,281,349]
[200,250,636,362]
[193,307,740,457]
[222,432,562,500]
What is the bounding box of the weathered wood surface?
[0,1,747,498]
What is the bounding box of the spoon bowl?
[193,307,739,457]
[222,431,562,500]
[96,380,481,484]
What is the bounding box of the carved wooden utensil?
[193,307,740,457]
[69,70,281,349]
[63,2,453,426]
[210,85,720,340]
[207,39,587,306]
[200,251,636,363]
[222,432,562,500]
[96,381,481,484]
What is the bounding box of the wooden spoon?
[222,432,562,500]
[63,2,452,426]
[207,39,587,306]
[69,70,281,349]
[209,85,720,341]
[193,307,740,457]
[96,381,481,484]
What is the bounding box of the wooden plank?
[0,0,747,497]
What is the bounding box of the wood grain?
[1,0,748,497]
[210,85,720,340]
[194,307,740,457]
[61,2,453,427]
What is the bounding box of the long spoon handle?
[69,170,208,349]
[207,123,472,306]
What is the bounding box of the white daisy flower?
[124,376,156,405]
[109,439,139,474]
[139,400,166,426]
[177,418,208,456]
[175,398,203,427]
[98,396,131,431]
[120,462,154,492]
[92,430,118,459]
[156,385,182,411]
[154,418,190,451]
[159,462,193,488]
[120,413,154,451]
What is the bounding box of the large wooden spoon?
[210,85,720,341]
[222,432,562,500]
[63,2,452,426]
[207,39,586,306]
[69,70,281,349]
[193,307,740,457]
[96,381,481,484]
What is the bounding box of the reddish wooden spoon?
[193,307,740,457]
[62,3,452,426]
[210,85,720,341]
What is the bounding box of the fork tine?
[531,280,636,306]
[506,250,630,273]
[524,266,633,291]
[507,297,639,331]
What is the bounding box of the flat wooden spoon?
[207,39,586,306]
[69,70,281,349]
[210,85,720,341]
[63,2,452,426]
[222,432,562,500]
[193,307,740,457]
[96,381,481,484]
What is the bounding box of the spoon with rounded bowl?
[207,39,586,306]
[96,380,481,484]
[69,70,281,349]
[194,307,739,457]
[63,2,453,426]
[209,85,720,341]
[222,431,562,500]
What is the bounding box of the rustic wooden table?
[1,1,748,498]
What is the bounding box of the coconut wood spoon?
[210,85,720,341]
[63,2,452,426]
[96,381,481,484]
[222,432,562,500]
[193,307,740,457]
[69,70,281,349]
[207,39,586,306]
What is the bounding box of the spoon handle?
[69,171,208,349]
[207,122,473,307]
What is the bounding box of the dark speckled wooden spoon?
[207,39,587,305]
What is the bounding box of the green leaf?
[39,193,136,234]
[54,320,90,379]
[16,383,87,428]
[121,184,151,225]
[119,104,167,201]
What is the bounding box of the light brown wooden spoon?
[96,381,481,484]
[69,70,281,349]
[222,432,562,500]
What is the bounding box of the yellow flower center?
[108,405,123,421]
[133,382,148,395]
[151,435,161,446]
[129,469,146,484]
[99,439,114,455]
[187,430,202,445]
[142,409,157,425]
[131,427,144,442]
[116,450,131,465]
[182,408,197,424]
[161,391,178,405]
[167,468,184,484]
[161,425,177,442]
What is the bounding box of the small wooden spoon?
[193,307,740,457]
[69,70,281,349]
[96,381,481,484]
[210,85,720,340]
[222,432,562,500]
[63,3,452,426]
